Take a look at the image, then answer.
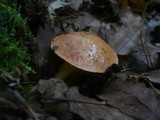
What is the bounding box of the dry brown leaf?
[32,22,61,79]
[130,69,160,84]
[128,0,149,13]
[130,42,160,72]
[35,78,68,99]
[142,70,160,84]
[116,0,149,13]
[32,78,75,120]
[64,12,99,32]
[101,7,141,55]
[65,0,83,10]
[66,87,134,120]
[98,73,160,120]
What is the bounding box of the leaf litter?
[98,72,160,120]
[2,0,160,119]
[31,0,160,119]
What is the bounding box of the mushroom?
[51,32,118,74]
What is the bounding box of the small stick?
[13,90,39,120]
[140,0,155,68]
[44,97,106,106]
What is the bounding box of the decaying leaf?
[66,87,134,120]
[32,22,61,78]
[147,6,160,44]
[102,7,141,55]
[128,42,160,72]
[128,0,150,13]
[32,78,75,120]
[142,69,160,84]
[48,0,70,17]
[64,12,99,32]
[116,0,150,13]
[65,0,83,10]
[129,69,160,84]
[98,73,160,120]
[35,78,68,99]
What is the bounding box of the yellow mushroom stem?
[55,62,81,79]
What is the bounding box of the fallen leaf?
[142,70,160,84]
[98,73,160,120]
[32,78,74,120]
[66,0,83,10]
[100,8,141,55]
[130,42,160,72]
[48,0,70,16]
[128,0,149,13]
[66,87,134,120]
[32,22,61,77]
[130,69,160,84]
[64,12,100,32]
[35,78,68,99]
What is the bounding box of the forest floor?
[1,0,160,120]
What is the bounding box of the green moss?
[0,1,33,74]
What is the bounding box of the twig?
[140,0,155,68]
[140,23,152,67]
[13,90,39,120]
[44,97,106,106]
[0,97,19,109]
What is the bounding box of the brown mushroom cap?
[51,32,118,73]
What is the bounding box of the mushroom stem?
[55,62,80,80]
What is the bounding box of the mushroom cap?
[51,32,118,73]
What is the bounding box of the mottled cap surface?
[51,32,118,73]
